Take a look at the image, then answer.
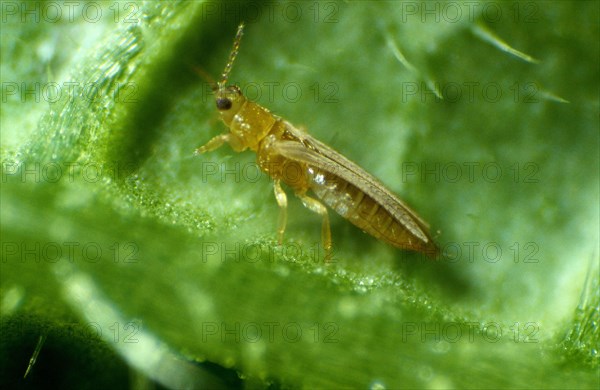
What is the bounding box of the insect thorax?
[227,99,279,151]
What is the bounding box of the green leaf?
[2,1,598,388]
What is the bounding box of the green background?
[1,1,598,388]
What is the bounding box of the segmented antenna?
[219,23,245,88]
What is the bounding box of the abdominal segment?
[306,166,437,255]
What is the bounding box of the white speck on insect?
[314,173,325,185]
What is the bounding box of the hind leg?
[297,193,332,260]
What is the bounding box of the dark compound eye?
[216,97,232,111]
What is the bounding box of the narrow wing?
[273,122,438,256]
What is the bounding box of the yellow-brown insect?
[196,23,439,258]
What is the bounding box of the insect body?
[197,24,439,258]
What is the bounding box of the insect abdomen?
[307,168,438,256]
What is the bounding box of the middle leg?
[273,179,288,245]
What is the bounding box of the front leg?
[195,133,244,154]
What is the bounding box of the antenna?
[219,23,245,88]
